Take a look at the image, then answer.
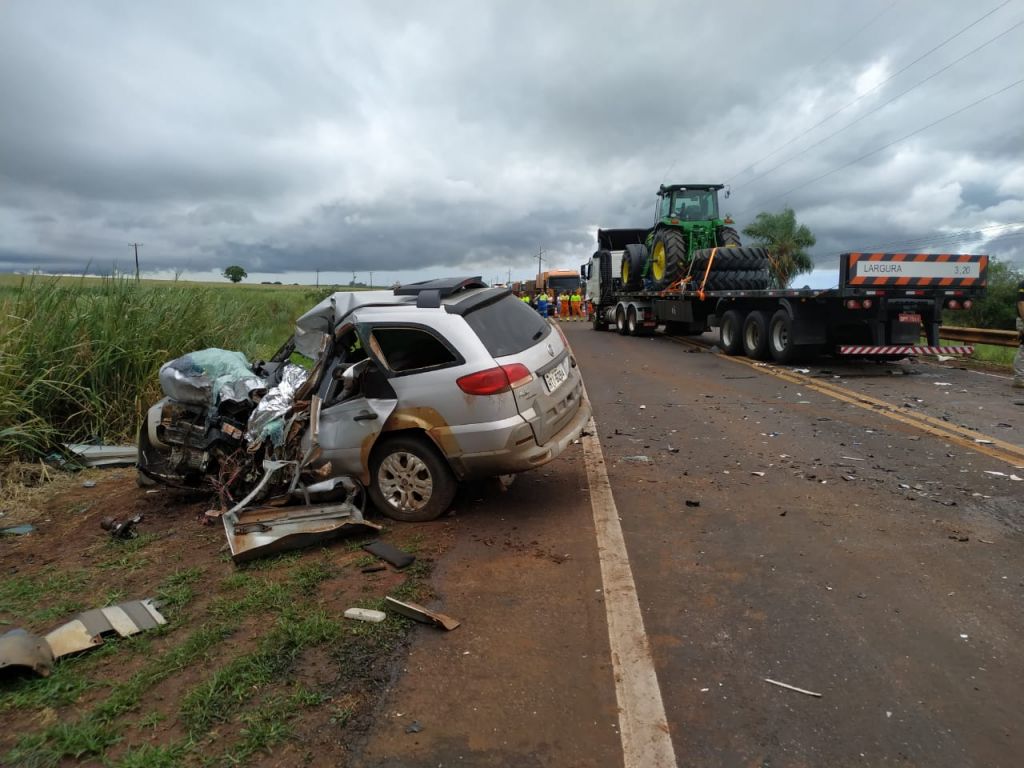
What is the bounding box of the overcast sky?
[1,0,1022,287]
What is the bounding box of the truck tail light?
[845,299,862,310]
[862,298,873,309]
[947,299,960,309]
[457,363,533,395]
[962,299,973,310]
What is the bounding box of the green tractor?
[620,184,769,291]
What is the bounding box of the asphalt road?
[355,322,1024,768]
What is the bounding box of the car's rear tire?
[368,435,456,522]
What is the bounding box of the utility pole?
[129,243,142,280]
[369,271,373,288]
[316,269,320,289]
[507,268,511,285]
[536,247,545,276]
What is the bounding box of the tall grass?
[0,277,316,461]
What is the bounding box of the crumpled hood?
[293,291,399,358]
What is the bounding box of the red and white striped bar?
[837,345,974,356]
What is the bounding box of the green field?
[0,275,353,462]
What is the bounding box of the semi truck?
[583,228,988,362]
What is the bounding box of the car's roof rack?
[394,277,488,308]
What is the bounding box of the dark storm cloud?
[1,0,1022,278]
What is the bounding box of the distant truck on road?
[583,231,988,362]
[536,269,580,298]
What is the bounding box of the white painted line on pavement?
[580,414,678,768]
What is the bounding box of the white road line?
[580,415,678,768]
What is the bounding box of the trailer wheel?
[615,306,628,335]
[592,310,608,331]
[720,309,745,355]
[768,309,801,363]
[626,307,639,336]
[742,310,771,360]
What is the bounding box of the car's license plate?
[544,361,568,392]
[898,313,922,324]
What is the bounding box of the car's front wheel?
[368,435,456,522]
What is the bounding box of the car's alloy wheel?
[369,435,456,522]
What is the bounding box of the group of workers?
[520,290,587,320]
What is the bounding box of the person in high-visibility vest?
[559,292,569,320]
[521,294,531,304]
[536,292,549,317]
[570,291,581,320]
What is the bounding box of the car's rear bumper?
[445,395,592,478]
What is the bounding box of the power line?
[735,77,1024,217]
[806,0,900,73]
[734,18,1024,192]
[848,222,1024,253]
[725,0,1013,183]
[818,224,1024,261]
[660,0,897,185]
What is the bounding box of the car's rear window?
[463,294,552,357]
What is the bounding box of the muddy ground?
[0,467,455,767]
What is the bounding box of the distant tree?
[223,265,248,283]
[947,259,1022,329]
[743,207,816,288]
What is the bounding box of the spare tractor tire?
[597,249,613,287]
[702,269,770,291]
[620,243,648,290]
[716,226,742,247]
[691,246,769,272]
[649,229,687,288]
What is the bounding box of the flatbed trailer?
[582,229,988,362]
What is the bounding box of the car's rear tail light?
[457,363,533,395]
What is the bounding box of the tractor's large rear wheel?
[716,226,742,247]
[649,229,687,289]
[620,244,648,290]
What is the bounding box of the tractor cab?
[656,184,723,224]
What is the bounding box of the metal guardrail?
[938,326,1019,347]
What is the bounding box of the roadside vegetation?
[743,207,816,288]
[942,259,1022,330]
[0,276,337,462]
[0,499,436,767]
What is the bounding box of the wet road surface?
[356,322,1024,768]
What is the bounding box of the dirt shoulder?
[0,468,454,767]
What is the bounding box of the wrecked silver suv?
[139,278,591,530]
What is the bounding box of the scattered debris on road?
[100,513,143,539]
[344,608,387,623]
[0,524,35,536]
[685,500,700,508]
[404,720,424,734]
[0,599,167,677]
[764,678,822,698]
[63,443,138,468]
[385,597,460,631]
[364,541,416,569]
[623,455,652,463]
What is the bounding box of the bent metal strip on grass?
[3,549,433,767]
